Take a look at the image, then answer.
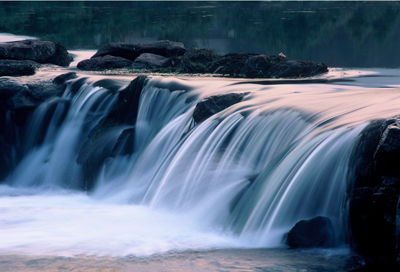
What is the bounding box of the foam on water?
[0,185,246,257]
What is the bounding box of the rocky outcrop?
[240,54,328,78]
[77,55,134,71]
[0,72,76,126]
[77,76,148,190]
[0,39,72,67]
[285,216,336,248]
[0,72,77,181]
[91,40,186,61]
[348,117,400,266]
[193,92,249,124]
[132,53,168,69]
[77,41,327,79]
[0,59,38,77]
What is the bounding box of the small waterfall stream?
[2,72,400,257]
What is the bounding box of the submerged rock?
[91,40,186,61]
[285,216,336,248]
[0,39,72,67]
[193,92,249,124]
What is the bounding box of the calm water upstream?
[1,1,400,271]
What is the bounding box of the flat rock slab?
[77,55,133,71]
[0,39,72,67]
[0,59,38,77]
[91,40,186,61]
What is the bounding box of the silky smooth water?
[1,69,400,269]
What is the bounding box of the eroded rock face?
[285,216,336,248]
[193,92,249,124]
[0,39,72,67]
[91,40,186,61]
[348,117,400,264]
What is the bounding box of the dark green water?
[1,1,400,68]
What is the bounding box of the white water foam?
[0,185,247,257]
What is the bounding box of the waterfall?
[2,74,399,256]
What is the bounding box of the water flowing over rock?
[0,39,72,67]
[77,76,148,189]
[285,216,336,248]
[193,92,249,124]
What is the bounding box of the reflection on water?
[0,1,399,68]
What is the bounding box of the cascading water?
[2,71,400,258]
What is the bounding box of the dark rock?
[91,40,185,61]
[0,39,72,66]
[53,72,78,85]
[205,53,258,76]
[193,92,249,124]
[348,117,400,263]
[77,76,148,190]
[374,120,400,177]
[240,54,275,78]
[285,216,336,248]
[270,59,328,78]
[77,55,133,71]
[0,78,29,97]
[132,53,168,69]
[0,59,38,77]
[240,55,328,78]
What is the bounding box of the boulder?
[132,53,168,69]
[348,117,400,262]
[240,54,328,78]
[0,59,38,77]
[285,216,336,248]
[91,40,186,61]
[193,92,249,124]
[270,59,328,78]
[239,54,275,78]
[77,55,133,71]
[0,39,72,66]
[205,53,258,76]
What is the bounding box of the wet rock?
[205,53,258,76]
[0,75,67,126]
[193,92,249,124]
[0,59,38,77]
[270,59,327,78]
[77,76,148,190]
[132,53,168,69]
[239,54,275,78]
[348,117,400,263]
[240,54,328,78]
[53,72,78,85]
[77,55,133,71]
[0,39,72,66]
[91,40,186,61]
[285,216,336,248]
